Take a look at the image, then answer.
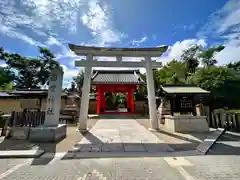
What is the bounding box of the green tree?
[1,46,61,88]
[187,66,234,91]
[181,45,201,76]
[73,70,84,93]
[155,60,187,85]
[227,61,240,71]
[199,45,225,67]
[187,66,240,108]
[37,47,61,86]
[0,67,14,89]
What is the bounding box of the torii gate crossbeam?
[75,60,163,68]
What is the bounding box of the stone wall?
[0,97,67,114]
[164,115,209,133]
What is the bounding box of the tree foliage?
[181,45,201,75]
[155,60,186,85]
[136,45,240,109]
[198,45,225,67]
[0,67,14,89]
[0,46,61,89]
[227,61,240,71]
[73,70,84,93]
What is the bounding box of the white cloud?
[131,36,148,46]
[215,45,240,65]
[0,0,125,69]
[168,39,206,59]
[0,0,124,48]
[61,64,80,78]
[0,0,84,46]
[61,64,81,88]
[81,0,125,46]
[45,36,62,46]
[0,25,44,46]
[56,47,79,67]
[197,0,240,64]
[154,39,207,66]
[0,63,7,68]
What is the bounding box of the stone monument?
[29,68,67,142]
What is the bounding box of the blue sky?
[0,0,239,87]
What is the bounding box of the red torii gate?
[96,84,136,114]
[91,70,144,114]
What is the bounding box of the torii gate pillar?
[78,55,92,131]
[145,56,158,130]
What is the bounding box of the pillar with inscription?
[28,68,67,142]
[44,68,63,126]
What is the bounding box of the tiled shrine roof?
[0,89,68,98]
[160,84,210,94]
[91,69,145,85]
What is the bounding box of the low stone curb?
[0,149,44,158]
[196,128,226,155]
[60,150,199,159]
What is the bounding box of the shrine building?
[91,69,145,114]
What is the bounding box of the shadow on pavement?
[158,130,202,144]
[207,133,240,155]
[0,138,37,151]
[30,141,58,166]
[60,131,199,160]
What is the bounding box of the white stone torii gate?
[69,44,168,132]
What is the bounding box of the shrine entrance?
[69,44,168,131]
[96,85,135,114]
[92,69,144,114]
[105,92,128,113]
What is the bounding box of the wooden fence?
[7,110,76,128]
[8,111,46,127]
[201,106,240,132]
[0,110,76,136]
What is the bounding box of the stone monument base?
[163,115,209,133]
[29,124,67,142]
[11,127,30,140]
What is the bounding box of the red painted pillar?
[100,90,105,113]
[127,89,132,112]
[130,88,135,113]
[97,86,101,114]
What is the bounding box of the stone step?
[0,149,44,158]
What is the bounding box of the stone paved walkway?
[73,119,174,152]
[1,155,240,180]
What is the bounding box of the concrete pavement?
[73,119,174,152]
[1,119,240,179]
[0,155,240,179]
